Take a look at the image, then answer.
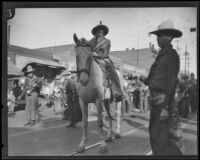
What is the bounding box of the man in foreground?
[143,19,185,155]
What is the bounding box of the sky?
[8,7,197,76]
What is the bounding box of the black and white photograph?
[2,2,199,158]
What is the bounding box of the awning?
[22,62,66,80]
[16,55,66,71]
[8,60,23,76]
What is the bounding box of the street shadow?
[134,114,149,122]
[8,127,34,136]
[8,112,16,117]
[77,132,150,155]
[124,118,149,133]
[181,127,197,136]
[133,114,197,126]
[180,118,197,125]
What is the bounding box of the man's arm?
[164,53,180,111]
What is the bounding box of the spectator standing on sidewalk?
[139,78,149,113]
[52,79,62,114]
[188,73,197,114]
[65,73,82,127]
[12,80,22,100]
[8,89,16,113]
[18,65,42,126]
[177,75,190,118]
[133,76,142,110]
[122,76,131,117]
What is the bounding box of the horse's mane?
[77,38,90,47]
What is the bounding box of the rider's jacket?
[88,36,111,58]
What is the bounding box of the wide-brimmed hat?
[149,19,182,38]
[92,21,109,36]
[25,65,35,73]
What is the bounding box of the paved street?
[8,107,197,156]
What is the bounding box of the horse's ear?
[73,33,80,45]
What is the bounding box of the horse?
[73,34,121,153]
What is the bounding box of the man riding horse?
[81,21,123,102]
[73,22,123,153]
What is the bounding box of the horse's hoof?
[114,133,121,139]
[76,146,85,153]
[105,136,112,142]
[99,145,108,153]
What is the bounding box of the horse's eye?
[76,56,80,62]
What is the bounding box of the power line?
[11,21,67,44]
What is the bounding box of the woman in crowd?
[65,73,82,127]
[13,80,22,99]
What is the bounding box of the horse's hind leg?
[76,98,88,153]
[103,99,113,142]
[115,101,122,138]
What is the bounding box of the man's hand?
[160,108,169,121]
[17,96,21,100]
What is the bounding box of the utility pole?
[187,57,191,75]
[187,57,189,74]
[137,38,139,65]
[184,44,189,75]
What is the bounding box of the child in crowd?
[7,89,16,113]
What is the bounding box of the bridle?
[74,43,93,77]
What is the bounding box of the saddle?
[93,56,111,87]
[93,56,113,101]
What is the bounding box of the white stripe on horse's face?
[76,47,91,86]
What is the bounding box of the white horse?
[73,34,122,153]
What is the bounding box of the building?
[34,44,123,72]
[34,44,152,76]
[8,44,156,78]
[110,48,155,76]
[33,44,76,70]
[8,45,65,71]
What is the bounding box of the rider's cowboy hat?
[92,21,109,36]
[149,19,182,38]
[25,65,35,73]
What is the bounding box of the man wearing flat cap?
[144,19,185,155]
[83,21,123,102]
[18,65,42,126]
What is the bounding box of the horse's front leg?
[103,99,113,142]
[76,98,88,153]
[96,99,108,153]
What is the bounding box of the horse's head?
[73,33,93,86]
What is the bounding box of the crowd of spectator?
[7,71,197,122]
[120,72,198,120]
